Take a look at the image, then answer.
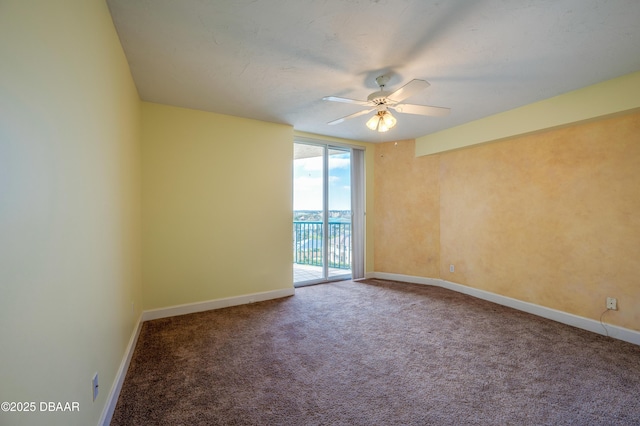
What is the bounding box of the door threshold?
[294,276,351,288]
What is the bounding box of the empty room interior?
[1,0,640,425]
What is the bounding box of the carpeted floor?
[111,279,640,425]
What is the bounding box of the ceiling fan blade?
[322,96,371,106]
[392,103,451,117]
[387,79,431,102]
[327,109,375,125]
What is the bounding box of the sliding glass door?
[293,143,325,283]
[327,147,352,280]
[293,141,363,286]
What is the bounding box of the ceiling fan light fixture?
[382,110,397,128]
[378,122,390,132]
[366,113,381,131]
[366,110,396,132]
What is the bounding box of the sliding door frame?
[293,137,366,286]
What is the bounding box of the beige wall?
[0,1,142,425]
[375,112,640,332]
[374,141,440,277]
[142,103,294,310]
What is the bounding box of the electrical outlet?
[92,373,99,401]
[606,297,617,310]
[449,264,455,273]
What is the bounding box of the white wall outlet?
[606,297,617,310]
[449,264,455,273]
[92,373,99,401]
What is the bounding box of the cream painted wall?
[416,71,640,156]
[0,1,141,425]
[294,131,376,274]
[374,112,640,332]
[142,103,294,310]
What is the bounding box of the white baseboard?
[366,272,640,346]
[141,287,296,322]
[99,314,143,426]
[98,286,295,425]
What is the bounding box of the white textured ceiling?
[107,0,640,143]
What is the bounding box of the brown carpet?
[111,279,640,425]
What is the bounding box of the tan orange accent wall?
[374,140,440,278]
[375,112,640,331]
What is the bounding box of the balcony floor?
[294,263,351,284]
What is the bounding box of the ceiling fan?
[323,75,450,132]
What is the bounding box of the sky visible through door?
[293,151,351,211]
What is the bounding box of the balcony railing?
[293,221,351,269]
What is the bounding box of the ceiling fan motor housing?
[367,90,392,105]
[369,75,393,105]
